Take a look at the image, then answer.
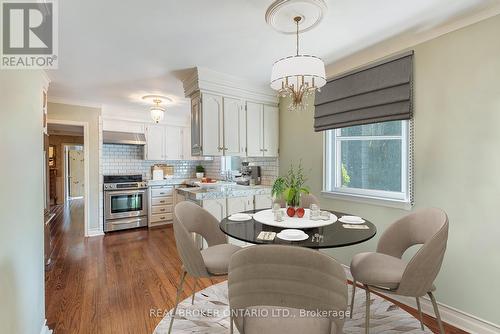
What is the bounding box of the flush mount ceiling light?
[142,95,172,123]
[267,0,327,112]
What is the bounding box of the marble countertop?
[176,184,272,201]
[147,178,196,187]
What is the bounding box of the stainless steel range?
[103,175,148,232]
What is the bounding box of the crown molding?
[182,67,278,105]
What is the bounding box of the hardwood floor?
[46,200,467,334]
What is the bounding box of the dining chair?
[169,201,241,334]
[273,193,320,208]
[228,245,348,334]
[349,208,449,334]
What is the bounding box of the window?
[323,120,412,208]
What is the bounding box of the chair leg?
[364,285,371,334]
[428,291,445,334]
[191,279,197,305]
[350,280,357,319]
[230,313,234,334]
[416,297,425,331]
[168,271,187,334]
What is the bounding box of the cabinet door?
[255,194,273,210]
[145,125,165,160]
[103,119,145,133]
[223,97,245,156]
[165,126,182,160]
[202,198,227,222]
[191,95,202,156]
[182,126,192,160]
[263,105,279,157]
[202,93,223,156]
[246,102,263,157]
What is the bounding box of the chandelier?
[270,16,326,112]
[142,95,171,123]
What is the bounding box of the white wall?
[279,14,500,327]
[0,71,48,333]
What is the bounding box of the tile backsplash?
[102,144,200,179]
[102,144,279,185]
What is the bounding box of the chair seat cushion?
[201,244,241,275]
[242,306,339,334]
[350,252,407,290]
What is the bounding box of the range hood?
[103,131,146,145]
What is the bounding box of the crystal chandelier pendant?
[270,15,326,111]
[142,95,172,123]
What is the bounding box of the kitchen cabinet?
[201,93,223,156]
[202,198,227,222]
[182,126,192,160]
[145,124,184,160]
[191,94,202,156]
[223,97,246,156]
[246,102,279,157]
[227,196,254,215]
[254,194,273,210]
[145,124,165,160]
[148,185,174,227]
[103,119,145,134]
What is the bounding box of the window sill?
[321,191,413,210]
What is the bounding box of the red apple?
[286,207,296,217]
[296,207,305,218]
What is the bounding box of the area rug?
[153,281,431,334]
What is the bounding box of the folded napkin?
[342,224,369,230]
[341,215,364,222]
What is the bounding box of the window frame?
[322,120,413,210]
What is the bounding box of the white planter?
[196,172,204,179]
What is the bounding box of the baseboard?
[87,228,104,237]
[342,264,500,334]
[40,319,52,334]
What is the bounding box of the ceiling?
[47,0,500,117]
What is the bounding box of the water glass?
[274,210,284,222]
[310,204,320,220]
[272,202,281,213]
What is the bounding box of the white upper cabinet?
[165,126,183,160]
[223,97,246,156]
[263,105,279,157]
[182,126,192,160]
[246,102,263,157]
[202,93,223,156]
[145,124,165,160]
[103,119,145,134]
[246,102,279,157]
[191,95,202,156]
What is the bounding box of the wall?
[48,134,84,204]
[0,71,48,333]
[47,102,101,232]
[102,144,200,179]
[279,14,500,326]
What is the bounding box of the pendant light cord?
[295,16,300,56]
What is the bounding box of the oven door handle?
[106,189,147,196]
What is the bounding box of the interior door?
[246,101,263,157]
[165,126,182,160]
[202,93,223,156]
[146,125,165,160]
[223,97,244,156]
[68,149,84,198]
[263,105,279,157]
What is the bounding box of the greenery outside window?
[323,120,412,208]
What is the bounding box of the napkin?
[342,224,369,230]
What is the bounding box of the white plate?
[253,209,337,229]
[228,213,252,221]
[276,230,309,241]
[339,216,365,224]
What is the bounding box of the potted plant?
[271,163,309,216]
[195,165,205,179]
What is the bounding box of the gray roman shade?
[314,51,413,131]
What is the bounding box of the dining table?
[219,208,377,249]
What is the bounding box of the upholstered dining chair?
[228,245,348,334]
[169,201,241,334]
[349,208,449,334]
[274,193,320,208]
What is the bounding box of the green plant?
[271,163,310,207]
[341,163,351,186]
[195,165,205,173]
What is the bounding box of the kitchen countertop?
[147,178,196,187]
[176,184,272,201]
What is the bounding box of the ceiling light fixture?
[142,95,172,123]
[267,0,327,112]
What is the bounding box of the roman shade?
[314,51,413,131]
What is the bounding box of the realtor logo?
[1,0,58,69]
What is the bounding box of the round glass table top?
[219,209,377,249]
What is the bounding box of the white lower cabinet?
[254,194,273,210]
[148,185,174,227]
[226,196,254,247]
